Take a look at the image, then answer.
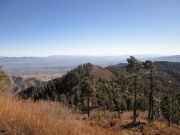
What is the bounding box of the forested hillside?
[19,57,180,127]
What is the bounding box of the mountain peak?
[76,63,114,80]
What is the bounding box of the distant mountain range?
[0,55,179,76]
[152,55,180,62]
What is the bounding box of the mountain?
[107,61,180,86]
[17,60,180,124]
[154,61,180,72]
[19,61,180,97]
[19,63,115,100]
[104,61,180,77]
[106,63,127,69]
[152,55,180,62]
[85,63,114,80]
[19,60,180,99]
[107,61,180,73]
[153,61,180,83]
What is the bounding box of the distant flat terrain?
[0,55,179,76]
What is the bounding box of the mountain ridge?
[152,55,180,62]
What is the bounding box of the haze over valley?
[1,55,179,77]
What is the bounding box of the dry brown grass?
[146,121,180,135]
[0,93,179,135]
[90,110,180,135]
[0,93,120,135]
[90,109,148,122]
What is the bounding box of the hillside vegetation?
[0,58,180,135]
[20,57,180,126]
[0,94,179,135]
[0,94,180,135]
[0,68,11,92]
[0,93,121,135]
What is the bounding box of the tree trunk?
[150,96,154,121]
[133,75,137,122]
[98,105,100,121]
[103,107,106,115]
[117,107,121,119]
[168,97,172,126]
[148,70,154,121]
[87,95,90,118]
[148,94,152,120]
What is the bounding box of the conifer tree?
[113,75,128,118]
[126,56,143,122]
[143,60,158,121]
[81,77,93,118]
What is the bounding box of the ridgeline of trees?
[20,57,180,125]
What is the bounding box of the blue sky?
[0,0,180,56]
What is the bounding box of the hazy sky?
[0,0,180,56]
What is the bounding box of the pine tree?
[113,75,128,118]
[126,56,143,122]
[81,77,93,118]
[143,60,158,121]
[161,81,180,126]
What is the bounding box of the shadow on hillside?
[122,121,146,129]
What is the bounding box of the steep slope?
[19,63,114,99]
[85,63,114,80]
[58,63,114,93]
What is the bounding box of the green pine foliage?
[19,57,180,125]
[0,68,11,91]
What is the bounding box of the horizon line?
[0,54,175,58]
